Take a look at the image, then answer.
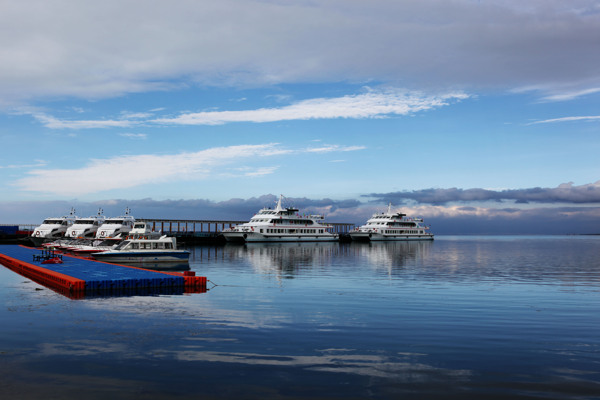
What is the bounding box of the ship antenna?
[275,194,285,212]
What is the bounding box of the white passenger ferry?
[30,208,77,246]
[222,195,338,243]
[65,209,105,238]
[95,208,135,239]
[349,204,434,241]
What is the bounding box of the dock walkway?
[0,245,206,298]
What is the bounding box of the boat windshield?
[42,219,62,224]
[114,241,130,250]
[105,220,124,224]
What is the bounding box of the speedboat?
[95,208,135,239]
[65,209,105,239]
[92,235,190,263]
[222,195,338,243]
[30,208,77,246]
[66,237,123,255]
[349,204,434,242]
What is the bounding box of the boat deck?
[0,245,206,298]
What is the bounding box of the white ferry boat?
[65,209,105,239]
[222,195,338,243]
[92,235,190,263]
[349,204,434,242]
[95,208,135,239]
[30,208,77,246]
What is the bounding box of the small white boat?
[95,208,135,239]
[222,195,338,243]
[349,204,434,242]
[30,208,77,246]
[65,209,105,239]
[92,235,190,263]
[67,238,122,255]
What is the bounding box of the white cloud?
[0,160,47,169]
[14,142,363,195]
[306,145,366,153]
[31,113,136,129]
[28,89,469,129]
[152,90,469,125]
[119,133,147,139]
[15,144,287,195]
[242,166,279,177]
[540,87,600,102]
[529,115,600,125]
[1,1,598,105]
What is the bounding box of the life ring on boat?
[35,231,40,236]
[100,231,105,237]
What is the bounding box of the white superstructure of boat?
[95,208,135,239]
[349,204,434,242]
[92,235,190,263]
[65,209,105,239]
[222,195,338,243]
[30,208,77,246]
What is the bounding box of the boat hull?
[349,232,434,242]
[223,231,338,243]
[93,251,190,263]
[30,235,64,247]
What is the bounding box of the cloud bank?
[3,196,599,235]
[1,0,599,105]
[14,143,364,195]
[365,182,600,205]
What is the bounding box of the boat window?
[131,243,139,249]
[165,243,173,249]
[115,240,130,250]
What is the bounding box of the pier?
[138,218,355,234]
[0,245,207,299]
[1,220,357,244]
[137,219,356,244]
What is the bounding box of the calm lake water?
[1,236,600,399]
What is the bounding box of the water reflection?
[115,261,190,271]
[225,242,339,277]
[351,241,433,273]
[186,236,600,286]
[3,236,600,399]
[191,241,434,278]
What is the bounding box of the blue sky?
[1,0,599,234]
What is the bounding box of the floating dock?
[0,245,207,299]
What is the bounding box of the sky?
[1,0,600,234]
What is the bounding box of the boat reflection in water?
[224,242,339,277]
[221,240,433,278]
[352,240,434,273]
